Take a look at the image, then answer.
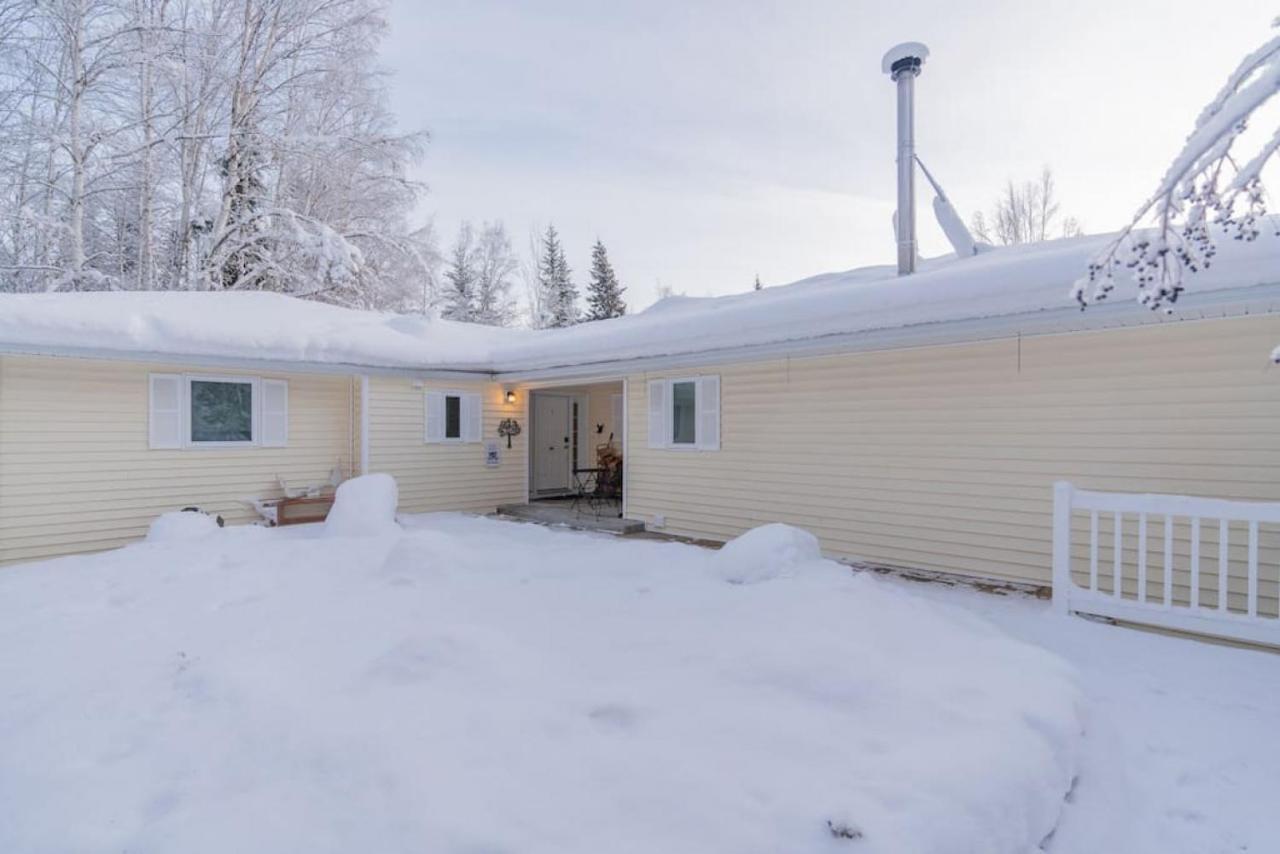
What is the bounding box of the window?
[148,374,287,450]
[647,376,719,451]
[425,390,482,443]
[190,379,253,444]
[445,395,462,439]
[671,381,697,445]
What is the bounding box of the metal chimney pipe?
[881,42,929,275]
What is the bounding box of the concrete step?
[496,503,646,535]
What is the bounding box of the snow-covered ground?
[0,513,1273,853]
[901,577,1280,853]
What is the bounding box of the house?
[3,231,1280,628]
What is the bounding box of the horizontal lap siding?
[625,315,1280,594]
[0,356,355,565]
[366,378,526,514]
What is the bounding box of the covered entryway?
[516,380,632,526]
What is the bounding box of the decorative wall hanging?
[497,418,521,449]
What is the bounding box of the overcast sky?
[380,1,1279,311]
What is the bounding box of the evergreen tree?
[537,224,578,327]
[442,223,477,321]
[585,239,626,320]
[754,273,762,291]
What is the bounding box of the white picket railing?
[1052,481,1280,646]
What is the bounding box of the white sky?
[381,1,1279,311]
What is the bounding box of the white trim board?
[0,343,497,381]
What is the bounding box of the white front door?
[533,394,572,494]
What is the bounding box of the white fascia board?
[0,342,497,381]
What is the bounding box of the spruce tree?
[537,224,579,327]
[585,239,626,320]
[442,223,477,321]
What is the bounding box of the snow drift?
[712,522,823,584]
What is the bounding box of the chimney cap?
[881,41,929,77]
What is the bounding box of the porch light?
[504,389,517,405]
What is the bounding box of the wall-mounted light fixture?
[504,389,517,405]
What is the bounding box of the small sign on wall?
[484,440,500,467]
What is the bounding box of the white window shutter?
[698,375,720,451]
[424,391,445,443]
[149,373,183,449]
[463,393,483,442]
[647,380,668,448]
[261,379,288,447]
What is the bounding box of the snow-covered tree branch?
[0,0,436,309]
[1073,20,1280,313]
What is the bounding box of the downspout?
[621,377,629,520]
[359,374,370,476]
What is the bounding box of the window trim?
[184,374,260,448]
[425,388,483,445]
[442,392,464,443]
[653,375,718,452]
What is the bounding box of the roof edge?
[494,283,1280,382]
[0,343,497,381]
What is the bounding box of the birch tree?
[0,0,436,308]
[970,167,1081,246]
[471,221,517,326]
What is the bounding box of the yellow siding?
[365,377,527,514]
[584,382,625,452]
[625,314,1280,599]
[0,355,355,565]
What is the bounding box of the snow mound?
[146,510,220,543]
[713,523,823,583]
[324,473,400,538]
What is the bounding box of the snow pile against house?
[146,510,221,543]
[3,228,1279,375]
[323,473,400,538]
[0,514,1082,854]
[712,523,823,584]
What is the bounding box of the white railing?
[1052,481,1280,646]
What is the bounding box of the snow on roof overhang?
[3,232,1280,378]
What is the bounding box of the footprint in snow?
[587,703,639,730]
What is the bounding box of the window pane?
[672,381,697,445]
[191,381,252,443]
[445,395,461,439]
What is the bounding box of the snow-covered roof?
[0,290,525,374]
[3,232,1280,378]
